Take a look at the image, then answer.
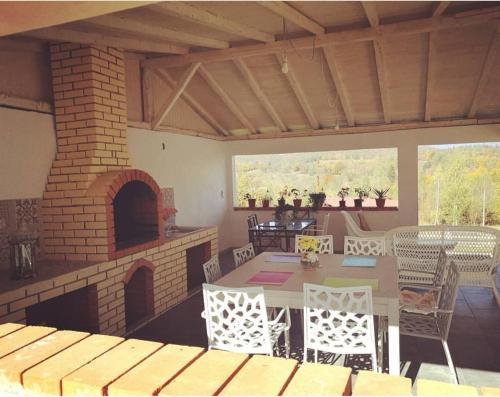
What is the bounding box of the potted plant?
[337,187,349,207]
[261,190,272,208]
[277,186,290,207]
[354,187,370,208]
[291,188,307,208]
[308,191,326,210]
[373,187,390,208]
[243,193,256,209]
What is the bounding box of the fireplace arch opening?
[124,260,155,330]
[113,180,159,251]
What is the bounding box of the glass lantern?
[9,235,38,279]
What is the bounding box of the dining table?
[248,219,316,252]
[216,251,401,376]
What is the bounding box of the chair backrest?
[437,261,460,340]
[202,283,272,355]
[434,247,448,287]
[295,235,334,254]
[344,236,385,256]
[247,214,258,229]
[233,243,255,267]
[341,211,365,237]
[321,213,331,235]
[303,283,376,356]
[202,255,222,284]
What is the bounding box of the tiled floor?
[132,249,500,388]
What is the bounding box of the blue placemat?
[342,256,377,267]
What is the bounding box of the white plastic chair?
[399,261,461,384]
[202,255,221,284]
[341,211,385,238]
[295,235,334,254]
[303,213,330,236]
[303,283,378,371]
[344,236,385,256]
[202,283,291,357]
[233,243,255,267]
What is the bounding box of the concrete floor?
[132,249,500,388]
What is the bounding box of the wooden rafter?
[150,3,275,43]
[468,27,500,118]
[85,15,228,49]
[142,6,500,68]
[322,48,355,127]
[198,65,257,134]
[154,69,229,136]
[277,54,319,130]
[258,1,325,35]
[0,1,155,37]
[432,2,451,17]
[152,62,200,130]
[233,58,287,132]
[362,2,391,123]
[142,68,154,124]
[24,27,187,55]
[424,32,437,121]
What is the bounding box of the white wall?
[0,107,55,199]
[226,124,500,250]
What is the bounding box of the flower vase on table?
[298,236,320,269]
[301,251,320,269]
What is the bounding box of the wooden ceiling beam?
[85,15,228,49]
[322,48,355,127]
[0,1,155,37]
[150,3,275,43]
[362,3,391,123]
[24,27,188,55]
[424,32,437,121]
[198,65,257,134]
[277,54,320,130]
[142,5,500,68]
[432,2,451,17]
[258,1,325,35]
[233,58,287,132]
[154,69,229,136]
[152,63,200,130]
[468,27,500,118]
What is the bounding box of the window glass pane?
[418,142,500,227]
[233,148,398,207]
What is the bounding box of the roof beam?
[277,54,320,129]
[362,3,391,123]
[432,2,451,17]
[258,1,325,35]
[0,1,155,37]
[151,62,200,130]
[198,65,257,134]
[151,3,275,43]
[142,5,500,68]
[154,69,229,136]
[24,27,187,55]
[468,27,500,118]
[85,14,228,49]
[322,48,355,127]
[233,58,287,132]
[424,32,437,121]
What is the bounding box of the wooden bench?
[352,370,412,396]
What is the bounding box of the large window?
[418,143,500,227]
[233,148,398,207]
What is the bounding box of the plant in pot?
[337,187,349,207]
[308,191,326,210]
[291,188,308,208]
[353,187,370,208]
[243,193,256,209]
[277,186,290,208]
[261,190,272,208]
[373,187,390,208]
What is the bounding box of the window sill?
[233,206,398,211]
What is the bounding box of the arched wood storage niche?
[124,259,155,330]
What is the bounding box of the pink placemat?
[247,271,294,286]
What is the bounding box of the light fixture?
[281,54,289,74]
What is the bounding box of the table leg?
[387,299,400,376]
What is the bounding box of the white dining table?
[216,251,401,375]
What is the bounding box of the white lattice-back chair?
[303,213,331,236]
[202,255,221,284]
[303,283,378,370]
[341,211,385,238]
[233,243,255,267]
[295,235,334,254]
[202,284,290,357]
[399,261,461,383]
[344,236,385,256]
[398,247,448,288]
[386,225,499,304]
